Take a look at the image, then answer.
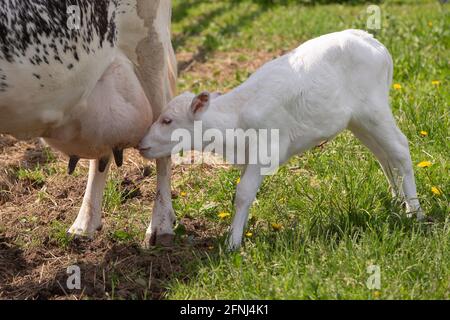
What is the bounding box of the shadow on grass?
[173,4,229,50]
[174,1,272,73]
[0,230,218,300]
[172,0,206,23]
[0,236,29,297]
[303,191,446,246]
[172,0,382,73]
[0,135,54,170]
[229,0,383,7]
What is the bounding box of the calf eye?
[162,118,173,125]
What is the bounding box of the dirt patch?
[0,135,221,300]
[0,234,215,300]
[177,48,287,86]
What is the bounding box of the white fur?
[141,29,424,250]
[68,159,111,236]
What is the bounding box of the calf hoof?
[409,210,431,222]
[226,234,242,252]
[143,232,175,249]
[419,215,434,223]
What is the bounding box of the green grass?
[163,0,450,299]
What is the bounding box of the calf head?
[139,91,216,159]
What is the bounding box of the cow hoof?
[143,232,175,249]
[67,229,94,240]
[67,224,102,239]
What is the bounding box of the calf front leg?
[228,165,265,251]
[68,158,110,237]
[144,156,176,248]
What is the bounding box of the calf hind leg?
[349,109,424,220]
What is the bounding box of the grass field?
[0,0,449,300]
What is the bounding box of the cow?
[0,0,178,247]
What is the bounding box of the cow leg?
[68,158,111,237]
[144,156,176,248]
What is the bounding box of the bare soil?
[0,136,220,300]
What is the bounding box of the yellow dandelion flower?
[428,21,433,27]
[431,80,441,86]
[245,232,253,238]
[218,212,231,220]
[431,187,442,196]
[393,83,402,90]
[417,161,432,168]
[271,223,283,231]
[373,291,382,298]
[236,177,241,184]
[420,131,428,137]
[180,191,187,197]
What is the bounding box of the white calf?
[0,1,177,246]
[140,29,424,250]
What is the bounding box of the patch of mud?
[0,134,222,300]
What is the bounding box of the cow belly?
[44,52,153,160]
[0,47,116,139]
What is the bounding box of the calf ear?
[191,91,211,115]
